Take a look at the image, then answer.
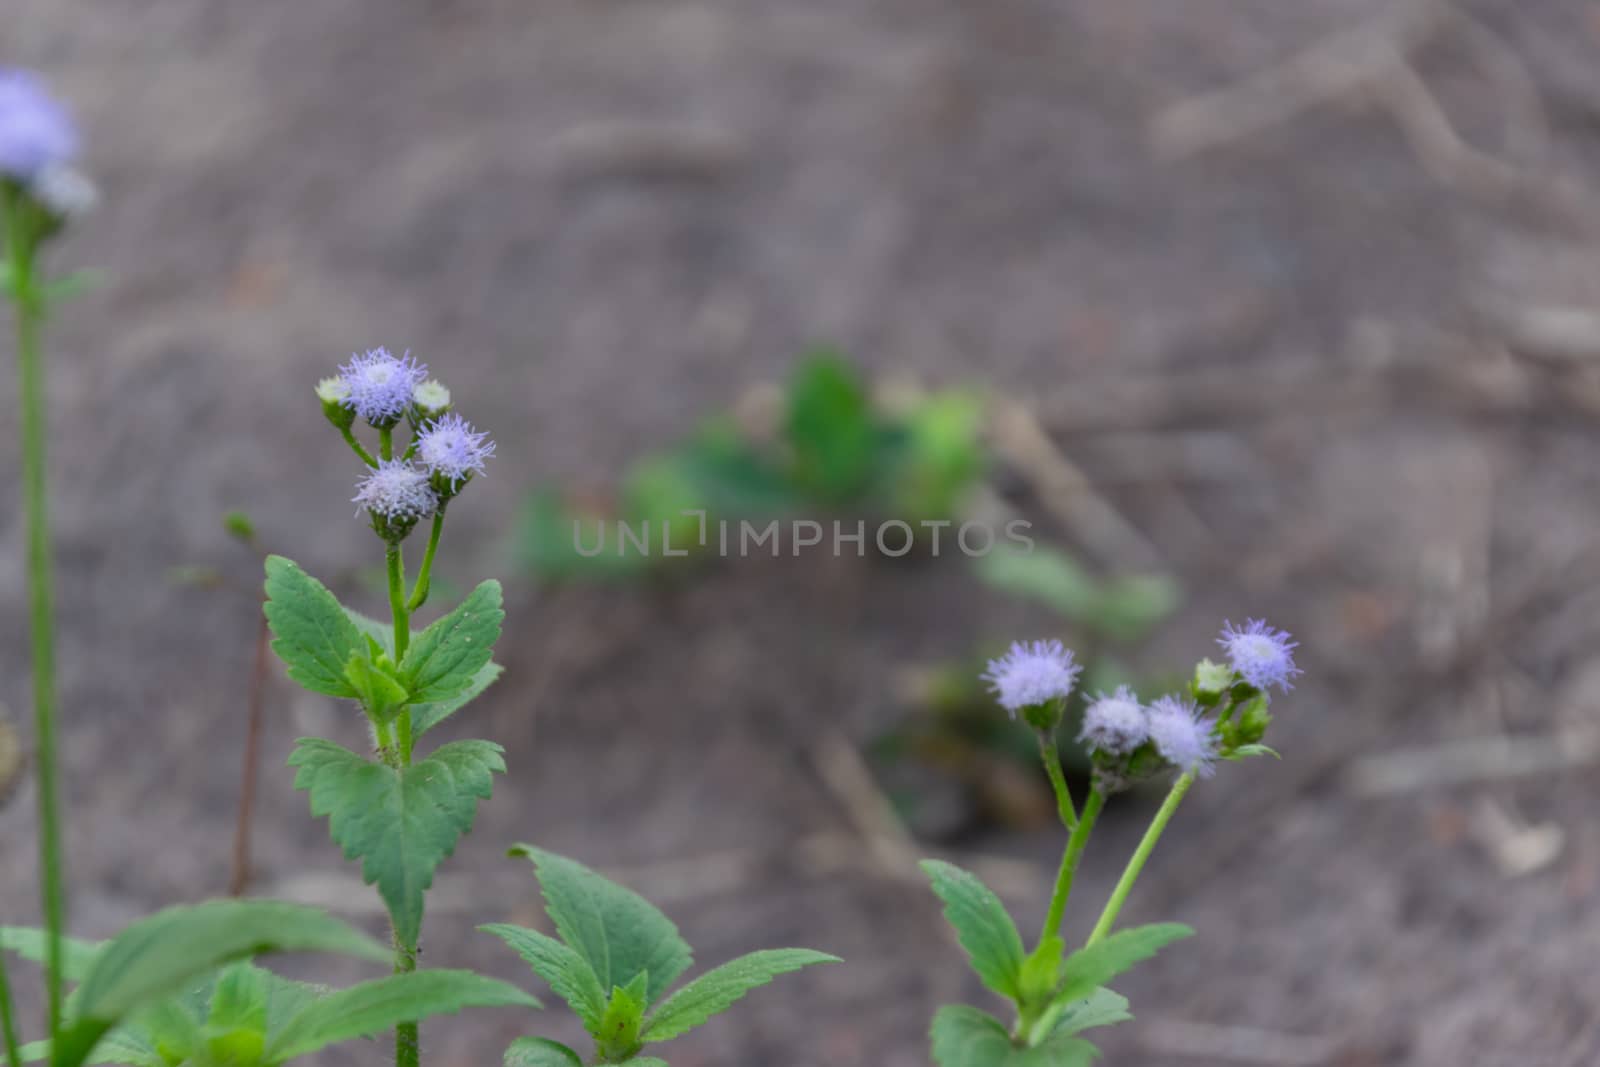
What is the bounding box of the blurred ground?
[5,0,1600,1064]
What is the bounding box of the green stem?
[405,511,444,611]
[379,425,394,462]
[1036,731,1077,831]
[6,186,67,1050]
[381,534,418,1067]
[1086,771,1195,946]
[339,425,377,466]
[0,949,23,1067]
[1038,787,1104,946]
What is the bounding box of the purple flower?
[1146,695,1218,778]
[337,348,427,426]
[0,71,78,181]
[982,640,1081,717]
[1218,618,1301,693]
[416,412,495,489]
[353,458,437,523]
[1078,686,1148,755]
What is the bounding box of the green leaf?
[597,974,649,1060]
[1019,937,1063,1004]
[55,901,386,1067]
[919,860,1026,1001]
[0,927,104,981]
[785,351,878,503]
[291,738,505,946]
[401,580,504,703]
[1225,743,1280,761]
[930,1005,1098,1067]
[344,651,411,722]
[15,1028,168,1067]
[505,1037,583,1067]
[480,924,607,1035]
[263,556,364,698]
[1051,987,1131,1038]
[1055,924,1193,1003]
[642,949,839,1043]
[974,547,1179,642]
[266,970,538,1062]
[412,662,502,737]
[510,846,692,1005]
[39,269,103,304]
[616,1059,670,1066]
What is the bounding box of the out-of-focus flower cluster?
[321,347,495,542]
[0,70,96,227]
[984,618,1299,785]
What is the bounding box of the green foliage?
[785,350,879,503]
[930,1005,1098,1067]
[493,847,838,1067]
[341,608,504,737]
[641,949,840,1043]
[263,556,365,699]
[1053,924,1192,1003]
[918,861,1025,1001]
[479,924,608,1035]
[1049,988,1131,1039]
[50,901,386,1067]
[265,970,539,1062]
[400,580,504,703]
[508,846,692,1005]
[0,929,102,982]
[291,738,506,946]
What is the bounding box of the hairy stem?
[406,511,444,611]
[382,534,419,1067]
[1038,787,1104,946]
[6,186,66,1048]
[1086,771,1195,946]
[1036,730,1077,831]
[339,425,377,466]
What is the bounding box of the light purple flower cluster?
[338,348,428,426]
[0,70,78,181]
[353,457,438,523]
[1218,618,1300,693]
[1078,686,1148,756]
[417,412,495,490]
[982,640,1081,717]
[1146,695,1219,778]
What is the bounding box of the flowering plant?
[924,623,1299,1065]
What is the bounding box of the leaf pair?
[920,860,1192,1066]
[483,846,839,1066]
[263,555,504,727]
[2,900,389,1067]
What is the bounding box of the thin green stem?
[0,949,23,1067]
[1036,731,1077,831]
[339,425,377,466]
[378,425,394,462]
[1038,787,1104,946]
[1086,771,1195,946]
[405,511,444,611]
[6,186,66,1050]
[381,533,418,1067]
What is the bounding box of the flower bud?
[1190,658,1234,706]
[412,379,452,421]
[317,377,356,431]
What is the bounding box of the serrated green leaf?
[504,1036,583,1067]
[344,652,411,722]
[413,662,502,736]
[0,927,104,981]
[510,847,692,1005]
[480,924,607,1036]
[401,581,503,703]
[54,901,386,1067]
[1051,987,1131,1038]
[265,970,538,1062]
[15,1027,168,1067]
[930,1005,1099,1067]
[919,860,1026,1001]
[292,738,505,946]
[263,556,364,698]
[1055,924,1193,1003]
[642,949,838,1044]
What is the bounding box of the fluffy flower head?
[416,412,495,489]
[337,348,427,425]
[1146,695,1218,778]
[353,458,437,523]
[982,639,1080,716]
[1218,618,1301,693]
[1078,686,1148,755]
[0,71,78,181]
